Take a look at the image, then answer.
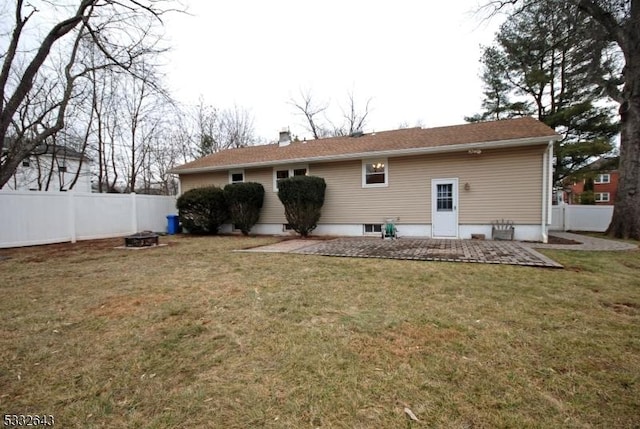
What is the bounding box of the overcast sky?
[163,1,504,142]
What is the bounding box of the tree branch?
[0,0,95,151]
[572,0,626,49]
[0,0,35,114]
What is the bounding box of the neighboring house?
[2,145,92,192]
[172,117,560,242]
[565,158,619,205]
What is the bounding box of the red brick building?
[567,170,619,205]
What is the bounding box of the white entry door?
[432,178,458,238]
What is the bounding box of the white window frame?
[594,173,610,184]
[229,169,245,184]
[595,192,610,202]
[273,165,308,191]
[362,159,388,188]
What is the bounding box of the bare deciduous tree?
[117,63,169,193]
[290,88,372,139]
[193,99,258,156]
[289,89,330,139]
[220,104,258,149]
[334,90,372,137]
[0,0,174,189]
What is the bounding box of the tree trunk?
[607,30,640,239]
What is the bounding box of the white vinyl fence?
[0,191,177,248]
[551,202,613,232]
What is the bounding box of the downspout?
[541,141,553,243]
[547,140,554,230]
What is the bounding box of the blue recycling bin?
[166,214,180,235]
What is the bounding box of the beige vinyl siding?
[246,168,285,223]
[455,146,544,223]
[310,159,427,223]
[310,145,545,224]
[178,144,546,226]
[180,168,289,224]
[180,171,228,192]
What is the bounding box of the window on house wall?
[276,169,289,180]
[364,224,382,234]
[22,159,30,167]
[229,170,244,184]
[273,166,308,191]
[594,173,610,184]
[59,165,67,173]
[362,160,388,187]
[595,192,610,202]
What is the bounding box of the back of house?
[172,117,560,242]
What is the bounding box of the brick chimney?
[278,129,291,147]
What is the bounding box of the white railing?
[551,202,613,232]
[0,191,177,248]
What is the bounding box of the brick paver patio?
[240,233,637,268]
[289,238,563,268]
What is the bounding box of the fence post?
[68,191,77,243]
[131,192,137,233]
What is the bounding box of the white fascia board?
[174,135,560,175]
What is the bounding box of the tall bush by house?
[224,182,265,235]
[176,186,228,234]
[277,176,326,237]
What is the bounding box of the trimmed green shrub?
[176,186,229,234]
[277,175,326,237]
[224,182,265,235]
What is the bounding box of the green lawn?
[1,236,639,428]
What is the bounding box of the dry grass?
[1,235,639,428]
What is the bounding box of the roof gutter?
[172,134,561,175]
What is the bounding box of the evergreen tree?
[465,46,531,122]
[469,0,619,185]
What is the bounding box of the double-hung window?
[595,192,610,202]
[594,173,610,184]
[273,165,308,191]
[362,159,388,187]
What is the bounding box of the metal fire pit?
[125,231,159,247]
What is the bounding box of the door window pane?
[437,184,453,211]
